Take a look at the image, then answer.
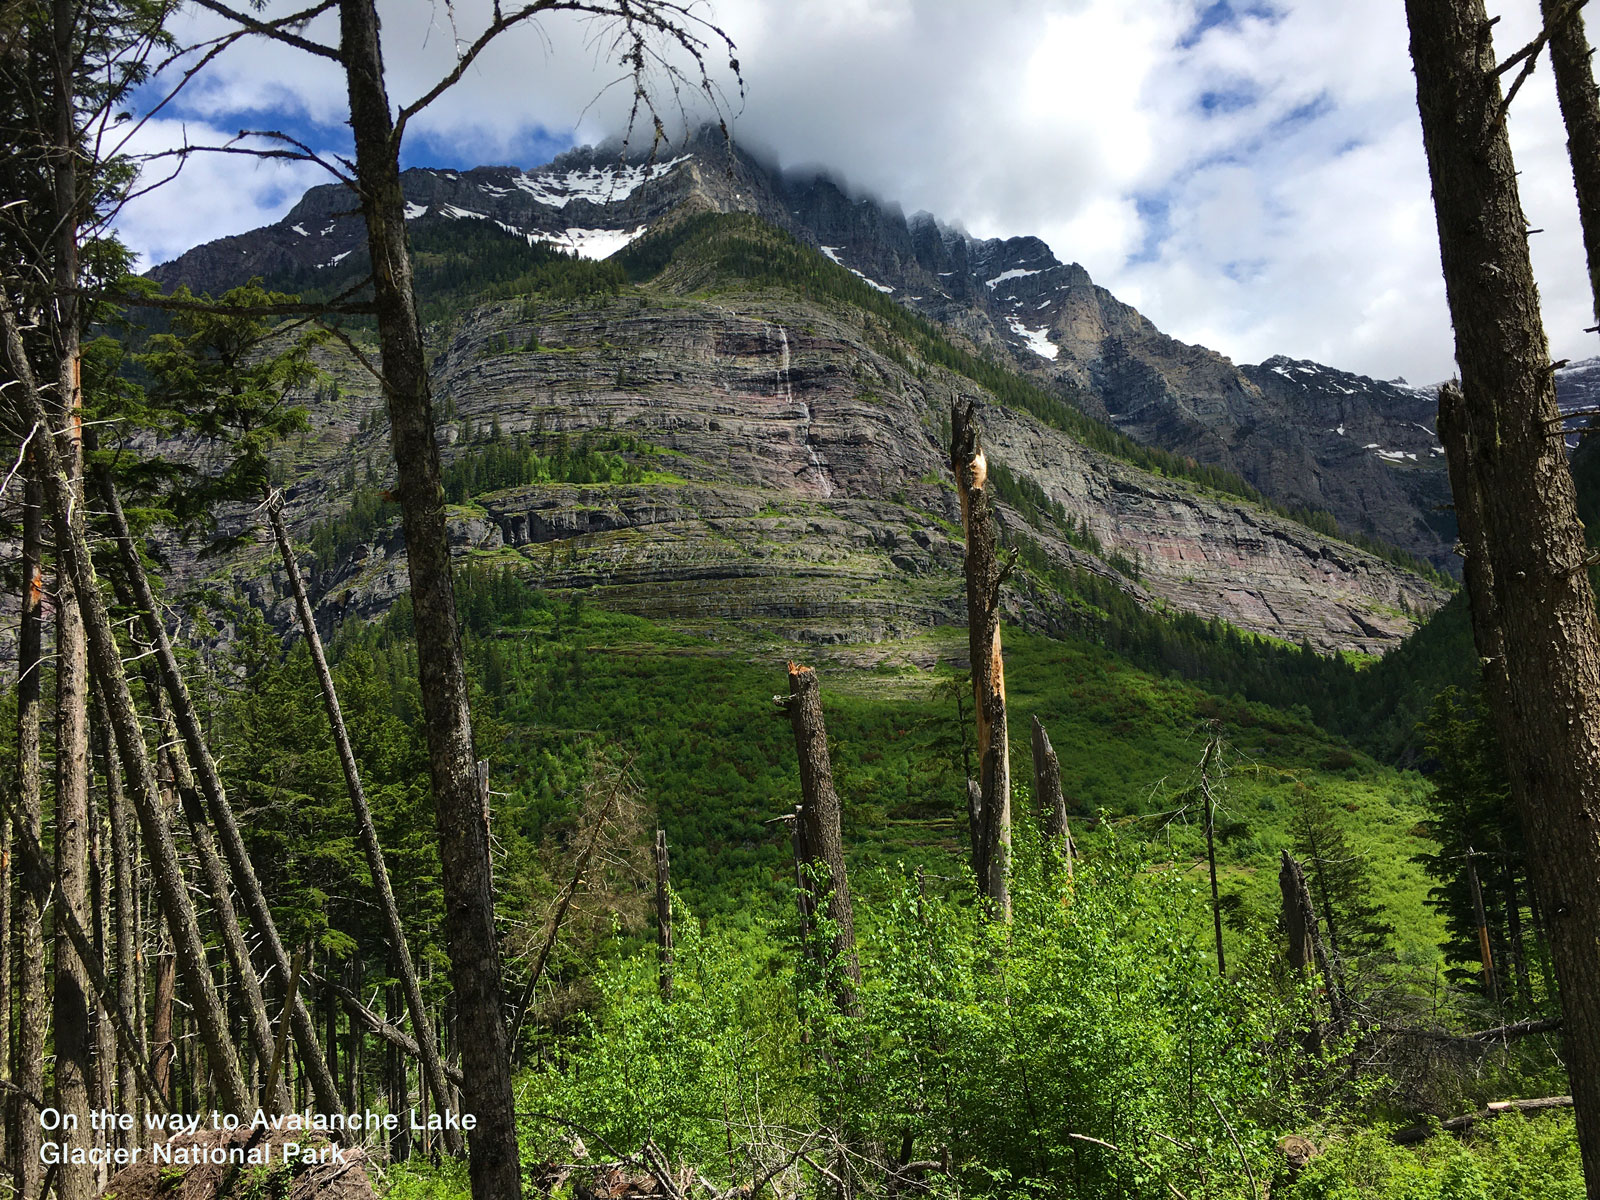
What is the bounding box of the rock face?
[197,282,1444,658]
[150,128,1464,569]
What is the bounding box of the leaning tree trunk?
[96,474,340,1115]
[338,3,519,1193]
[1543,0,1600,327]
[98,707,141,1140]
[783,663,862,1015]
[1406,3,1600,1187]
[0,297,251,1114]
[951,400,1010,919]
[11,462,45,1200]
[264,492,459,1150]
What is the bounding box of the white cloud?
[116,0,1600,384]
[112,118,327,270]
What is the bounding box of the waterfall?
[772,323,833,498]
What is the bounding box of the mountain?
[142,195,1445,668]
[152,130,1464,572]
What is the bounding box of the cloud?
[115,0,1600,384]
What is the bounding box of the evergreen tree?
[1287,782,1394,964]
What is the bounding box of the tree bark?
[1029,716,1073,881]
[99,705,141,1143]
[1280,851,1345,1025]
[1406,2,1600,1188]
[337,3,519,1192]
[49,0,93,1179]
[264,492,458,1148]
[654,829,673,1000]
[0,296,251,1114]
[1543,0,1600,327]
[951,400,1010,918]
[784,663,861,1016]
[151,950,175,1106]
[11,461,45,1200]
[96,473,341,1116]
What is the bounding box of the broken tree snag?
[654,830,674,1001]
[951,399,1011,919]
[784,662,861,1014]
[1281,851,1347,1026]
[1280,852,1313,972]
[1030,716,1073,881]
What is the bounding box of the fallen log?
[1391,1095,1573,1145]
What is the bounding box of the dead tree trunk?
[951,400,1010,918]
[337,3,518,1189]
[11,462,45,1200]
[0,296,251,1114]
[1280,851,1346,1026]
[95,474,340,1116]
[654,830,674,1001]
[1543,0,1600,326]
[1407,2,1600,1188]
[1030,717,1073,881]
[1200,734,1226,978]
[263,492,457,1147]
[783,663,862,1015]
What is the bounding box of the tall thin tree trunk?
[264,492,458,1148]
[151,949,175,1106]
[1407,2,1600,1188]
[100,708,140,1145]
[50,0,92,1180]
[0,730,9,1175]
[89,758,116,1188]
[337,5,519,1192]
[951,400,1010,918]
[1543,0,1600,326]
[95,474,340,1115]
[1200,735,1226,979]
[783,663,861,1015]
[1029,716,1073,880]
[1466,847,1500,1004]
[0,297,251,1114]
[654,830,673,1000]
[1505,873,1533,1006]
[12,462,45,1200]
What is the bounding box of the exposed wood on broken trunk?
[951,400,1011,919]
[1392,1096,1574,1145]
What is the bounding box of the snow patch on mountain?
[1008,318,1058,360]
[528,226,649,260]
[513,155,690,208]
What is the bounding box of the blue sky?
[113,0,1598,386]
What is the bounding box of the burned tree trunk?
[264,492,458,1148]
[783,663,861,1015]
[338,2,518,1190]
[1407,1,1600,1187]
[654,830,674,1001]
[951,400,1010,918]
[1030,716,1073,881]
[1543,0,1600,325]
